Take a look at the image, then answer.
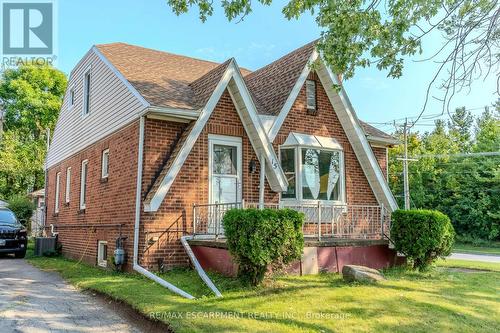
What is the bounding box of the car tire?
[15,251,26,259]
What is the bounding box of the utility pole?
[402,118,410,210]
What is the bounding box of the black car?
[0,208,28,258]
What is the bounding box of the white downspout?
[132,116,194,300]
[259,153,266,209]
[181,236,222,297]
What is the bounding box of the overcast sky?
[57,0,499,133]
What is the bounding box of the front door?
[209,135,243,205]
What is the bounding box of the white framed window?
[97,241,108,267]
[306,79,317,110]
[55,172,61,213]
[279,134,345,204]
[82,70,91,116]
[101,149,109,179]
[69,87,75,108]
[65,167,71,203]
[80,160,88,210]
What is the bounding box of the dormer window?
[306,79,316,111]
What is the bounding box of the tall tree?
[448,107,474,152]
[0,64,67,198]
[166,0,499,113]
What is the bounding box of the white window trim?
[208,134,243,205]
[97,240,108,267]
[80,160,88,210]
[279,144,346,205]
[101,149,109,179]
[55,172,61,213]
[65,167,71,203]
[82,67,91,117]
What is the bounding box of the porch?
[192,201,391,241]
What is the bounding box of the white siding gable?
[46,48,148,168]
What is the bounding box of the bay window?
[280,133,345,203]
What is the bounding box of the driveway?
[0,259,146,333]
[449,252,500,263]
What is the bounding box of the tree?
[166,0,499,114]
[0,64,67,198]
[388,102,500,241]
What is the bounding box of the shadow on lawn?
[28,254,500,333]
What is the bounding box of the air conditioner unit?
[34,237,57,256]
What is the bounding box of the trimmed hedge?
[391,209,455,270]
[223,208,304,285]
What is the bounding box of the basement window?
[306,79,317,111]
[97,241,108,267]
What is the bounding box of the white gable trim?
[92,46,150,108]
[317,61,398,211]
[143,61,287,212]
[268,50,319,142]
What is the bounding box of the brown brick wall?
[372,146,388,180]
[45,120,139,268]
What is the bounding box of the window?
[97,241,108,267]
[80,160,88,210]
[69,88,75,108]
[306,80,316,110]
[65,167,71,203]
[83,70,91,116]
[280,148,296,199]
[101,149,109,179]
[280,145,344,203]
[55,172,61,213]
[301,149,341,201]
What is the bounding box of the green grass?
[26,249,500,333]
[436,258,500,272]
[453,242,500,256]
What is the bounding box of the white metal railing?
[192,201,391,241]
[192,202,243,238]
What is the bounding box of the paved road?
[449,252,500,263]
[0,258,143,333]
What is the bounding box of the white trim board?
[143,61,287,212]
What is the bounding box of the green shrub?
[391,209,455,270]
[8,195,35,226]
[223,208,304,285]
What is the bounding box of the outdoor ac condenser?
[34,237,57,256]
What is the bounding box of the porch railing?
[193,201,391,241]
[192,202,243,238]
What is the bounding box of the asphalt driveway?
[0,258,144,333]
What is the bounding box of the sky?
[56,0,499,134]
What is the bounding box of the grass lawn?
[453,242,500,256]
[26,248,500,333]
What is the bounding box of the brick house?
[45,41,400,286]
